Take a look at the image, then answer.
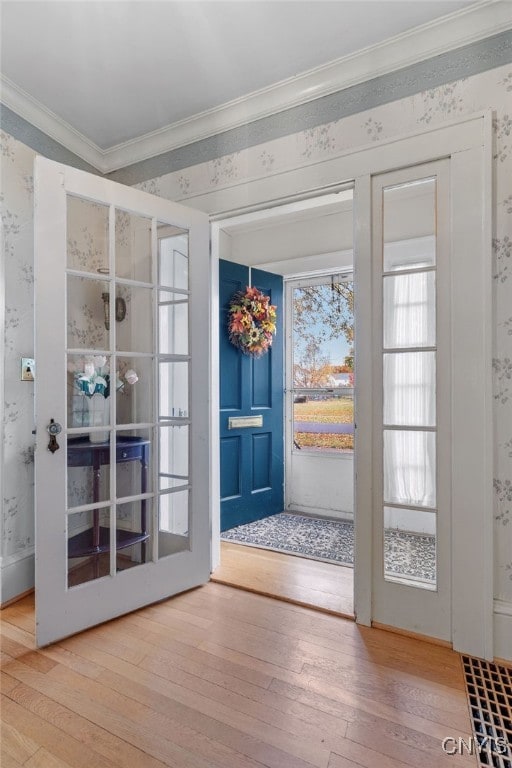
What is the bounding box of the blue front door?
[219,259,284,531]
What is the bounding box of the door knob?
[47,419,62,453]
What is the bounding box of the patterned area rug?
[222,513,436,583]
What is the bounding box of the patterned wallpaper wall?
[1,60,511,603]
[2,133,35,564]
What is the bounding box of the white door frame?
[205,112,492,658]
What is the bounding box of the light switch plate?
[21,357,35,381]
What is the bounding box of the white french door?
[34,157,210,647]
[366,146,493,657]
[371,160,452,641]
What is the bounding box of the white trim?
[212,191,352,230]
[353,174,373,627]
[0,550,35,606]
[1,2,509,173]
[494,605,512,662]
[0,75,105,168]
[494,598,512,617]
[483,108,495,658]
[210,224,221,573]
[0,546,35,569]
[282,257,353,283]
[493,600,512,662]
[179,111,488,215]
[449,133,494,659]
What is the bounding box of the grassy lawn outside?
[294,397,353,423]
[295,432,354,450]
[294,396,354,451]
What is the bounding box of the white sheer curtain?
[383,271,436,508]
[383,351,436,427]
[384,430,436,508]
[383,271,435,349]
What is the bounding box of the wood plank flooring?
[0,582,477,768]
[212,542,354,617]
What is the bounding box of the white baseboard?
[286,506,354,522]
[493,599,512,662]
[0,548,35,606]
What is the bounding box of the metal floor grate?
[462,655,512,767]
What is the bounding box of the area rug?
[221,512,436,582]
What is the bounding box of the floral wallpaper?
[2,60,512,606]
[1,131,36,561]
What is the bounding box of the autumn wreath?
[228,286,277,357]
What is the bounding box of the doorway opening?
[211,189,356,616]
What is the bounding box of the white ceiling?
[1,0,482,152]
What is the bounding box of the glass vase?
[87,393,110,443]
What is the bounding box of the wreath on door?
[228,286,277,357]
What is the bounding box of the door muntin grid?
[381,176,438,589]
[65,200,192,585]
[157,224,191,557]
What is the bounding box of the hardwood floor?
[212,542,354,617]
[1,583,477,768]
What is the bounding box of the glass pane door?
[35,157,209,647]
[157,225,191,557]
[371,160,451,642]
[66,201,157,586]
[381,177,438,587]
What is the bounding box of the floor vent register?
[462,655,512,768]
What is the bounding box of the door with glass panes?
[371,160,451,641]
[34,156,209,647]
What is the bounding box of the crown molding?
[1,1,510,174]
[0,75,104,169]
